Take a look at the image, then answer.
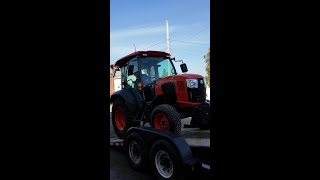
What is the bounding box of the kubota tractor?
[110,51,210,139]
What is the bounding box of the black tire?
[111,98,139,139]
[190,116,200,126]
[191,116,210,130]
[150,104,181,135]
[124,132,148,171]
[199,118,210,130]
[149,140,183,180]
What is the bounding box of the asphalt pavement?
[110,148,154,180]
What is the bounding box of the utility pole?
[166,19,170,76]
[166,19,170,54]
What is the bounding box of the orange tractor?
[110,51,210,139]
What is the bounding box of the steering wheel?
[144,78,151,84]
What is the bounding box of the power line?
[170,47,205,57]
[170,25,209,50]
[185,26,209,41]
[142,41,165,50]
[171,47,206,53]
[171,40,210,45]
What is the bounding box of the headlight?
[186,79,198,88]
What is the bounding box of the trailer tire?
[111,98,139,139]
[149,140,183,180]
[124,132,148,171]
[150,104,181,135]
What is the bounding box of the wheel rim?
[128,141,141,164]
[154,113,170,130]
[115,107,125,130]
[155,150,173,178]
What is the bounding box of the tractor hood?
[156,73,203,84]
[173,73,203,79]
[154,73,206,105]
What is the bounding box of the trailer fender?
[125,127,197,166]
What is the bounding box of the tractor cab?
[114,52,176,86]
[113,51,189,101]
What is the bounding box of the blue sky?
[110,0,210,76]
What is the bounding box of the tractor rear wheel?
[150,104,181,135]
[111,98,139,139]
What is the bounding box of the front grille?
[187,78,206,102]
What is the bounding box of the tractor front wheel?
[150,104,181,135]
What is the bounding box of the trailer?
[110,116,212,179]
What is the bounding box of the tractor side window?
[127,60,140,88]
[158,59,175,78]
[121,65,128,87]
[150,66,156,81]
[139,56,175,82]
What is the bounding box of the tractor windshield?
[139,56,176,86]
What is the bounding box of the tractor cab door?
[126,58,140,89]
[141,64,157,102]
[122,58,143,108]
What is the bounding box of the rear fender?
[111,88,138,113]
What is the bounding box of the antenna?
[134,44,136,52]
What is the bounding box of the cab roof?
[114,51,171,67]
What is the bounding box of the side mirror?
[128,65,134,75]
[180,63,188,73]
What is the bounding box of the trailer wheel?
[150,140,183,180]
[111,98,139,139]
[150,104,181,134]
[124,132,147,171]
